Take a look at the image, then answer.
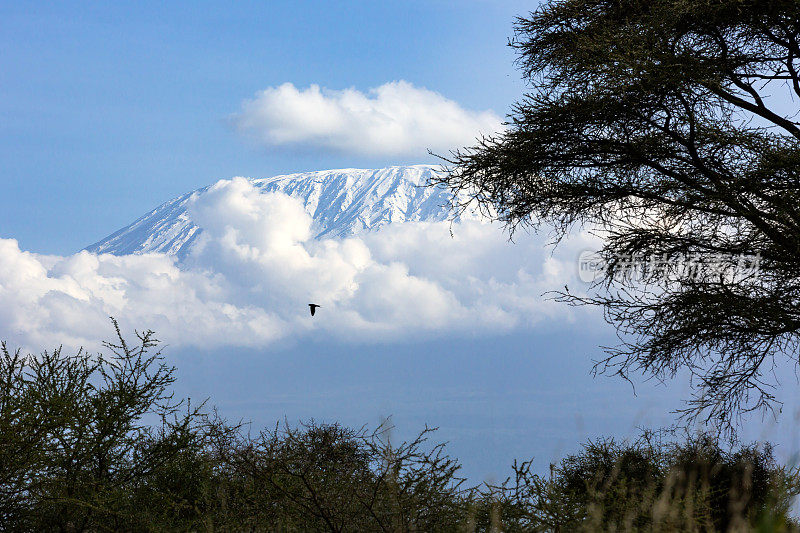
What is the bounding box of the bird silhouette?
[308,303,321,316]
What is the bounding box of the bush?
[497,432,800,532]
[2,326,799,531]
[0,325,471,531]
[0,321,208,531]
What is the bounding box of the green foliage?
[2,327,799,531]
[0,320,206,531]
[494,432,800,532]
[204,420,469,531]
[0,326,472,531]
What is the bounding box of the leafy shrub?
[497,432,800,532]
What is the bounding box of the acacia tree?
[435,0,800,428]
[0,321,209,531]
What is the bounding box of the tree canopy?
[436,0,800,428]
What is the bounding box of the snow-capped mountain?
[86,165,478,258]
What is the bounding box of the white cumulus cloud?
[0,179,602,352]
[232,81,504,158]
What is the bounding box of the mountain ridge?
[85,165,477,258]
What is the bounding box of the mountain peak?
[85,165,474,258]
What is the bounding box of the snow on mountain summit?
[86,165,478,258]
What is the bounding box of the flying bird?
[308,304,321,316]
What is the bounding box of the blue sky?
[1,0,529,254]
[3,1,800,483]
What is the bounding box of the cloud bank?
[232,81,504,158]
[0,179,600,352]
